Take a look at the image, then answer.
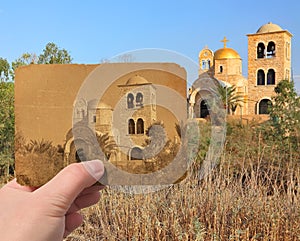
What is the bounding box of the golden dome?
[256,22,282,33]
[126,75,149,85]
[214,48,241,60]
[98,101,112,109]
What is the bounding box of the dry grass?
[65,151,300,241]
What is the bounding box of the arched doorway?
[69,139,89,163]
[258,99,272,114]
[130,147,143,160]
[200,100,209,118]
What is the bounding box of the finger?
[63,212,83,238]
[68,191,100,214]
[4,179,38,192]
[79,184,106,196]
[36,160,104,210]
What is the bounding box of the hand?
[0,160,105,241]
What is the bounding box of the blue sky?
[1,0,300,92]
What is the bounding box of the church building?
[188,22,293,118]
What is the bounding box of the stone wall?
[247,31,292,114]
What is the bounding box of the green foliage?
[0,42,72,177]
[267,80,300,150]
[0,82,14,175]
[217,85,244,114]
[10,53,37,80]
[38,42,72,64]
[0,58,10,82]
[10,42,72,80]
[0,82,14,146]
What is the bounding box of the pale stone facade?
[189,22,292,117]
[247,23,292,114]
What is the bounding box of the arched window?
[127,93,134,109]
[202,60,206,69]
[128,119,135,134]
[267,41,276,57]
[200,100,209,118]
[219,66,223,73]
[257,43,265,58]
[267,69,275,85]
[131,147,143,160]
[136,118,144,134]
[259,99,272,114]
[136,92,143,107]
[257,69,265,85]
[202,60,210,70]
[285,69,290,80]
[286,42,290,59]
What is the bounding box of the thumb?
[36,160,105,208]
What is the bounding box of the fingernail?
[83,160,105,181]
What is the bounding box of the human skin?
[0,160,105,241]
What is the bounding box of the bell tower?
[247,22,292,115]
[198,46,214,76]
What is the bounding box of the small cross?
[221,37,229,48]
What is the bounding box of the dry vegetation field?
[64,123,300,241]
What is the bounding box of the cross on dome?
[221,37,229,48]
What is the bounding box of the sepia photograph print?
[14,63,188,186]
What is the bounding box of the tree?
[0,42,73,176]
[96,132,117,160]
[217,84,244,114]
[10,42,72,80]
[38,42,72,64]
[0,58,10,82]
[10,53,37,80]
[269,79,300,141]
[0,82,14,175]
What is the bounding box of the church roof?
[125,75,149,86]
[98,101,112,109]
[256,22,282,33]
[214,48,241,60]
[214,37,241,60]
[87,99,112,109]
